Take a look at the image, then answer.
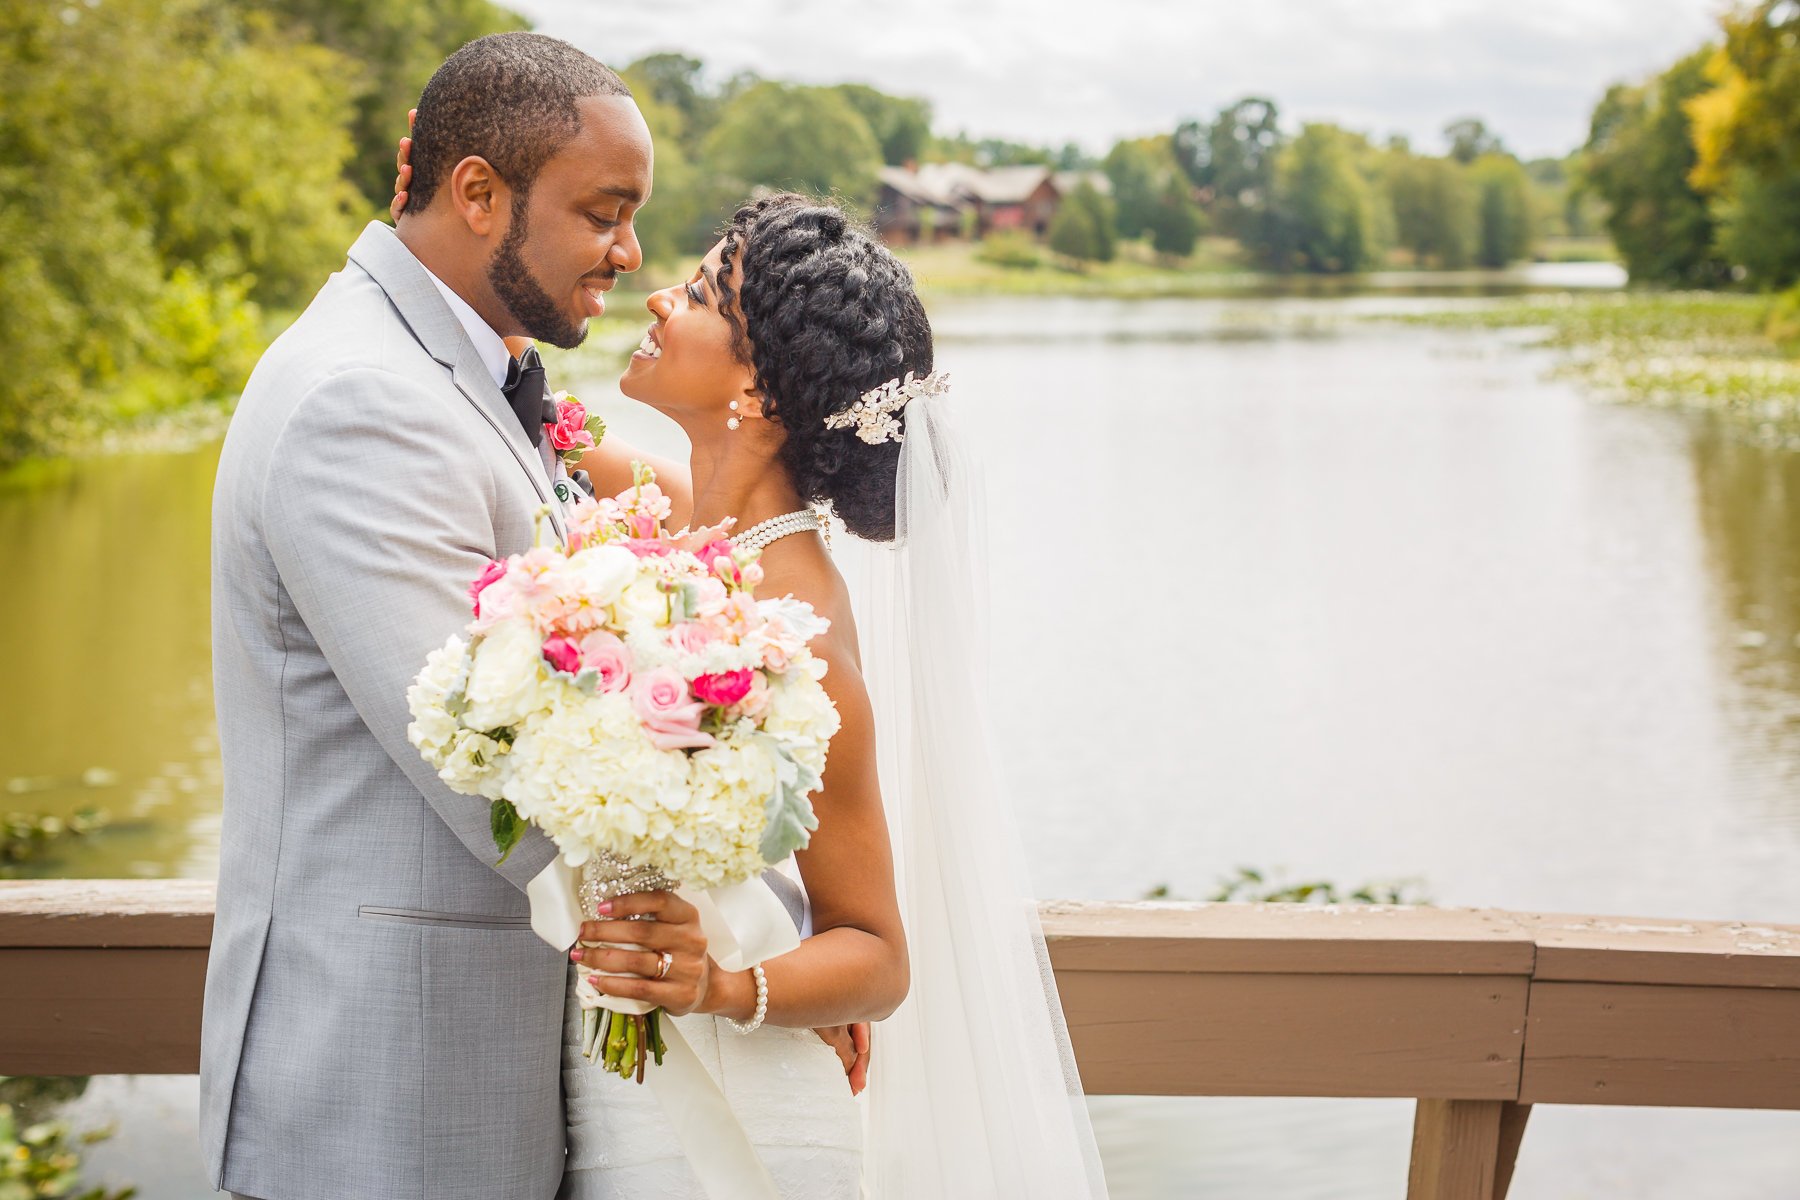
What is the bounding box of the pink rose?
[739,670,772,719]
[631,667,715,751]
[576,631,632,693]
[542,634,582,674]
[668,622,717,656]
[546,398,596,454]
[469,558,508,617]
[695,540,737,577]
[691,669,755,707]
[623,536,673,558]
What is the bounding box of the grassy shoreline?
[1378,291,1800,443]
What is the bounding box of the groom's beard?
[488,202,591,350]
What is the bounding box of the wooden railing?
[4,882,1799,1199]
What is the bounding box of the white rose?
[568,544,639,608]
[461,620,546,729]
[614,577,671,630]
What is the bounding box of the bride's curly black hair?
[713,194,933,542]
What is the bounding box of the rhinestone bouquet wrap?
[406,463,842,1081]
[577,852,677,1079]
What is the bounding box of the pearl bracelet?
[724,964,767,1035]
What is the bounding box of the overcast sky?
[511,0,1730,160]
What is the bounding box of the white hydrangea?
[669,736,782,887]
[503,689,690,863]
[761,667,842,778]
[407,634,471,763]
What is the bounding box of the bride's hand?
[573,890,713,1017]
[390,108,416,222]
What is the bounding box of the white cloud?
[509,0,1724,157]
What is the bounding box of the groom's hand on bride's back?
[814,1022,872,1095]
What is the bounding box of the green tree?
[1712,165,1800,289]
[1685,3,1800,289]
[249,0,526,208]
[1385,151,1476,268]
[1175,97,1284,240]
[1258,123,1379,273]
[1103,137,1175,239]
[928,132,1055,167]
[624,52,717,151]
[833,84,932,166]
[1583,48,1729,285]
[1047,183,1116,265]
[1444,116,1506,164]
[1469,153,1534,267]
[1146,175,1205,259]
[701,82,882,204]
[0,0,361,466]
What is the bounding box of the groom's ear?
[446,155,505,237]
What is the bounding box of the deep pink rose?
[469,558,508,617]
[631,667,715,750]
[546,398,596,454]
[542,634,582,674]
[691,669,755,707]
[576,630,633,693]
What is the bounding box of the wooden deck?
[4,882,1799,1199]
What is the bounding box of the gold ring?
[656,951,673,980]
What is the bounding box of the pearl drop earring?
[727,400,741,431]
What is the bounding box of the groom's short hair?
[404,32,631,213]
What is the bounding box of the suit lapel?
[345,222,568,543]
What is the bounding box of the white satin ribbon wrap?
[527,859,802,1200]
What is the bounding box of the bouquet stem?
[577,851,679,1083]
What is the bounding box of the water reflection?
[1690,420,1800,838]
[0,444,222,877]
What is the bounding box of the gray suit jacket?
[202,222,573,1200]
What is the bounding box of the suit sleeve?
[263,366,559,892]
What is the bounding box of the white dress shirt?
[419,264,512,390]
[416,260,570,494]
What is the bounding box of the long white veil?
[841,394,1111,1197]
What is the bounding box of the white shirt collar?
[419,263,513,390]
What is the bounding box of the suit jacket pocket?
[357,905,534,930]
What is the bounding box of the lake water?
[9,269,1800,1197]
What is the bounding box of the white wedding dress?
[561,393,1108,1199]
[558,866,864,1199]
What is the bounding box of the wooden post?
[1405,1099,1531,1200]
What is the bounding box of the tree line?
[5,0,1796,468]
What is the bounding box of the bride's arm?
[709,640,911,1027]
[573,629,910,1029]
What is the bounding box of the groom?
[201,34,651,1200]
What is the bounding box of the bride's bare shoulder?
[756,545,862,675]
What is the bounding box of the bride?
[398,161,1109,1197]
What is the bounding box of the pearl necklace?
[732,508,827,553]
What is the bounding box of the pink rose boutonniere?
[546,392,606,470]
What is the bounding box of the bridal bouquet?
[406,464,840,1079]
